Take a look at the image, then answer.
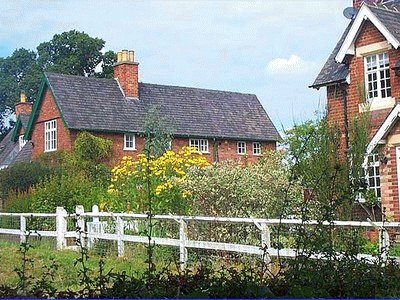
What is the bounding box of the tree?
[0,30,116,134]
[37,30,105,76]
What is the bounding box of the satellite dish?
[343,7,357,19]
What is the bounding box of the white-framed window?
[237,141,246,155]
[124,133,136,150]
[366,153,381,199]
[189,139,209,153]
[44,120,57,152]
[365,52,391,102]
[19,135,27,151]
[253,142,261,155]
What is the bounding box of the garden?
[0,114,399,298]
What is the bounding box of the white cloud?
[267,55,315,75]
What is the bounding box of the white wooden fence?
[0,205,398,269]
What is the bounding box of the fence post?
[179,217,188,270]
[261,222,271,263]
[75,205,86,248]
[20,216,26,244]
[116,216,125,257]
[56,207,67,250]
[87,204,100,249]
[379,228,390,261]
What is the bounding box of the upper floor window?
[365,52,391,101]
[253,142,261,155]
[189,139,208,153]
[19,135,27,151]
[237,141,246,155]
[124,133,136,150]
[366,153,381,199]
[44,120,57,152]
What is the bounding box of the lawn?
[0,238,177,290]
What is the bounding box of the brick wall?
[70,132,276,166]
[31,89,73,158]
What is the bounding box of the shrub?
[30,174,107,213]
[74,131,113,164]
[0,162,53,198]
[183,150,301,218]
[8,133,113,213]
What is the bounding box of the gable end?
[336,5,400,63]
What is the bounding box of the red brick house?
[0,50,279,168]
[311,0,400,220]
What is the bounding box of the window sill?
[124,148,137,151]
[253,153,262,156]
[44,149,57,153]
[359,97,395,112]
[237,153,247,155]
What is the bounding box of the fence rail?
[0,205,397,269]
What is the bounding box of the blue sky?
[0,0,351,131]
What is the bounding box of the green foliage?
[283,114,370,220]
[74,131,113,163]
[37,30,110,77]
[184,150,302,218]
[4,190,32,213]
[0,161,53,200]
[3,133,112,213]
[30,174,106,213]
[143,105,174,158]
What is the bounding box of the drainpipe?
[212,138,218,163]
[338,84,350,152]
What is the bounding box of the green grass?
[0,239,178,291]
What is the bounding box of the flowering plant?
[103,146,209,213]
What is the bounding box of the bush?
[3,132,113,213]
[30,174,107,213]
[183,150,301,218]
[74,131,113,163]
[0,162,53,198]
[0,162,53,210]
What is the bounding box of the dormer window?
[365,52,391,102]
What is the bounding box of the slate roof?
[0,113,33,169]
[45,72,280,141]
[11,142,32,164]
[311,4,400,89]
[0,131,20,169]
[310,21,352,89]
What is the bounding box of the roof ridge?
[140,82,256,96]
[44,72,116,82]
[367,3,400,14]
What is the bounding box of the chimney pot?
[129,51,134,62]
[20,92,26,103]
[122,50,128,61]
[117,51,122,63]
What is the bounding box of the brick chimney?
[353,0,363,9]
[113,50,139,98]
[14,92,32,117]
